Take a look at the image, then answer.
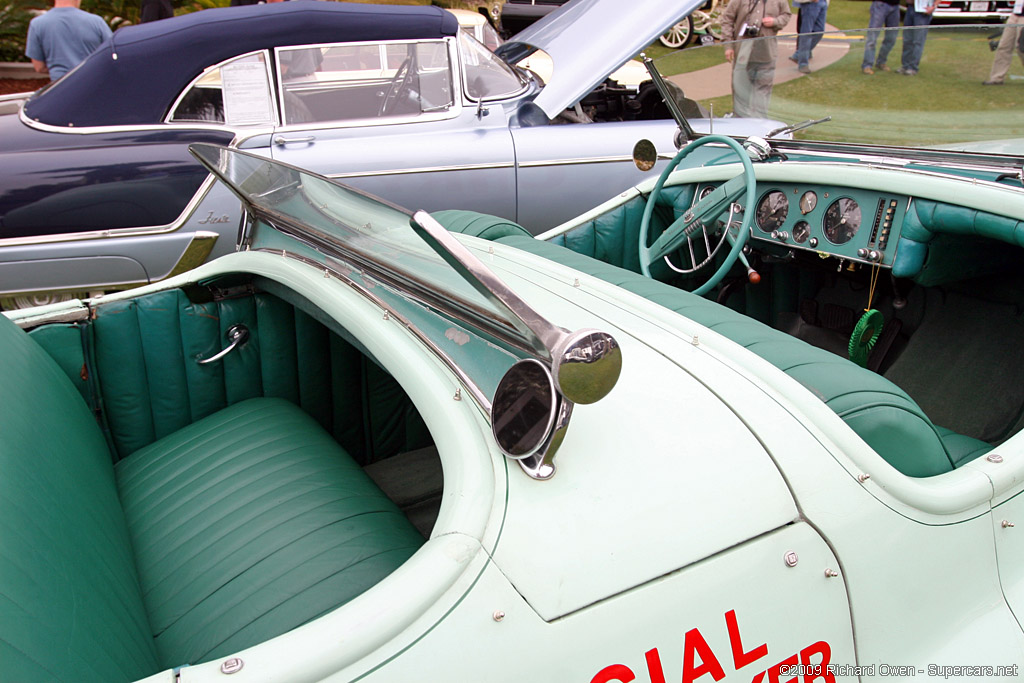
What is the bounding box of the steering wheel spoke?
[638,135,757,296]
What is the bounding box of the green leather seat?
[0,312,424,682]
[435,210,991,477]
[116,397,424,668]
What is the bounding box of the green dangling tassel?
[849,309,883,368]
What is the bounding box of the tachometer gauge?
[799,191,817,215]
[756,190,789,233]
[792,220,810,244]
[823,198,861,245]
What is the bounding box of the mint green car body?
[4,23,1024,683]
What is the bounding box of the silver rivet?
[383,311,390,321]
[220,658,244,674]
[488,246,494,254]
[324,269,330,279]
[825,568,839,578]
[692,335,700,346]
[1002,520,1015,529]
[453,388,462,401]
[493,610,505,622]
[988,453,1004,463]
[784,551,798,567]
[858,473,870,483]
[573,278,581,288]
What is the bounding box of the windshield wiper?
[767,116,832,139]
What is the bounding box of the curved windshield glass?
[190,144,541,354]
[653,24,1024,153]
[458,29,525,100]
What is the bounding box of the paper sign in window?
[222,58,274,126]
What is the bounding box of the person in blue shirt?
[26,0,111,81]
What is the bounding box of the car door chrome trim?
[518,154,666,168]
[256,247,493,414]
[327,160,515,179]
[0,175,224,246]
[0,231,220,298]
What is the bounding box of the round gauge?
[799,191,817,215]
[755,190,789,233]
[792,220,811,244]
[823,198,861,245]
[698,185,716,201]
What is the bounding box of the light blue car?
[0,0,779,308]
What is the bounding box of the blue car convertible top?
[23,1,459,128]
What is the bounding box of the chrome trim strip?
[164,231,221,278]
[19,106,253,136]
[257,247,493,414]
[272,106,460,135]
[0,230,220,297]
[517,155,638,168]
[327,160,515,179]
[773,139,1024,174]
[0,175,223,246]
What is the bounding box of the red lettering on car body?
[767,653,799,683]
[645,648,667,683]
[682,627,726,683]
[591,664,637,683]
[799,641,835,683]
[725,609,768,670]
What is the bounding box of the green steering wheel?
[638,135,757,296]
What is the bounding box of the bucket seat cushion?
[115,397,425,669]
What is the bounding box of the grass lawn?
[641,2,1023,143]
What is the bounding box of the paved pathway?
[667,24,850,101]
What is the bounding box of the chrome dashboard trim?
[772,140,1024,176]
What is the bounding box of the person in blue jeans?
[898,0,935,75]
[791,0,828,73]
[861,0,900,74]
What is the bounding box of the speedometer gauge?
[823,198,861,245]
[756,191,789,233]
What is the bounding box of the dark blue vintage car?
[0,0,781,309]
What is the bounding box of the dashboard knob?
[771,230,789,242]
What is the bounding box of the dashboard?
[695,183,908,268]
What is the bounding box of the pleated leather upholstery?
[115,397,425,668]
[92,289,429,464]
[0,314,160,682]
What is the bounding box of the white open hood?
[495,0,704,119]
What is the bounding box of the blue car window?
[457,30,525,101]
[276,40,455,126]
[169,51,274,126]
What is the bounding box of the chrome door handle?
[197,324,249,365]
[274,135,315,145]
